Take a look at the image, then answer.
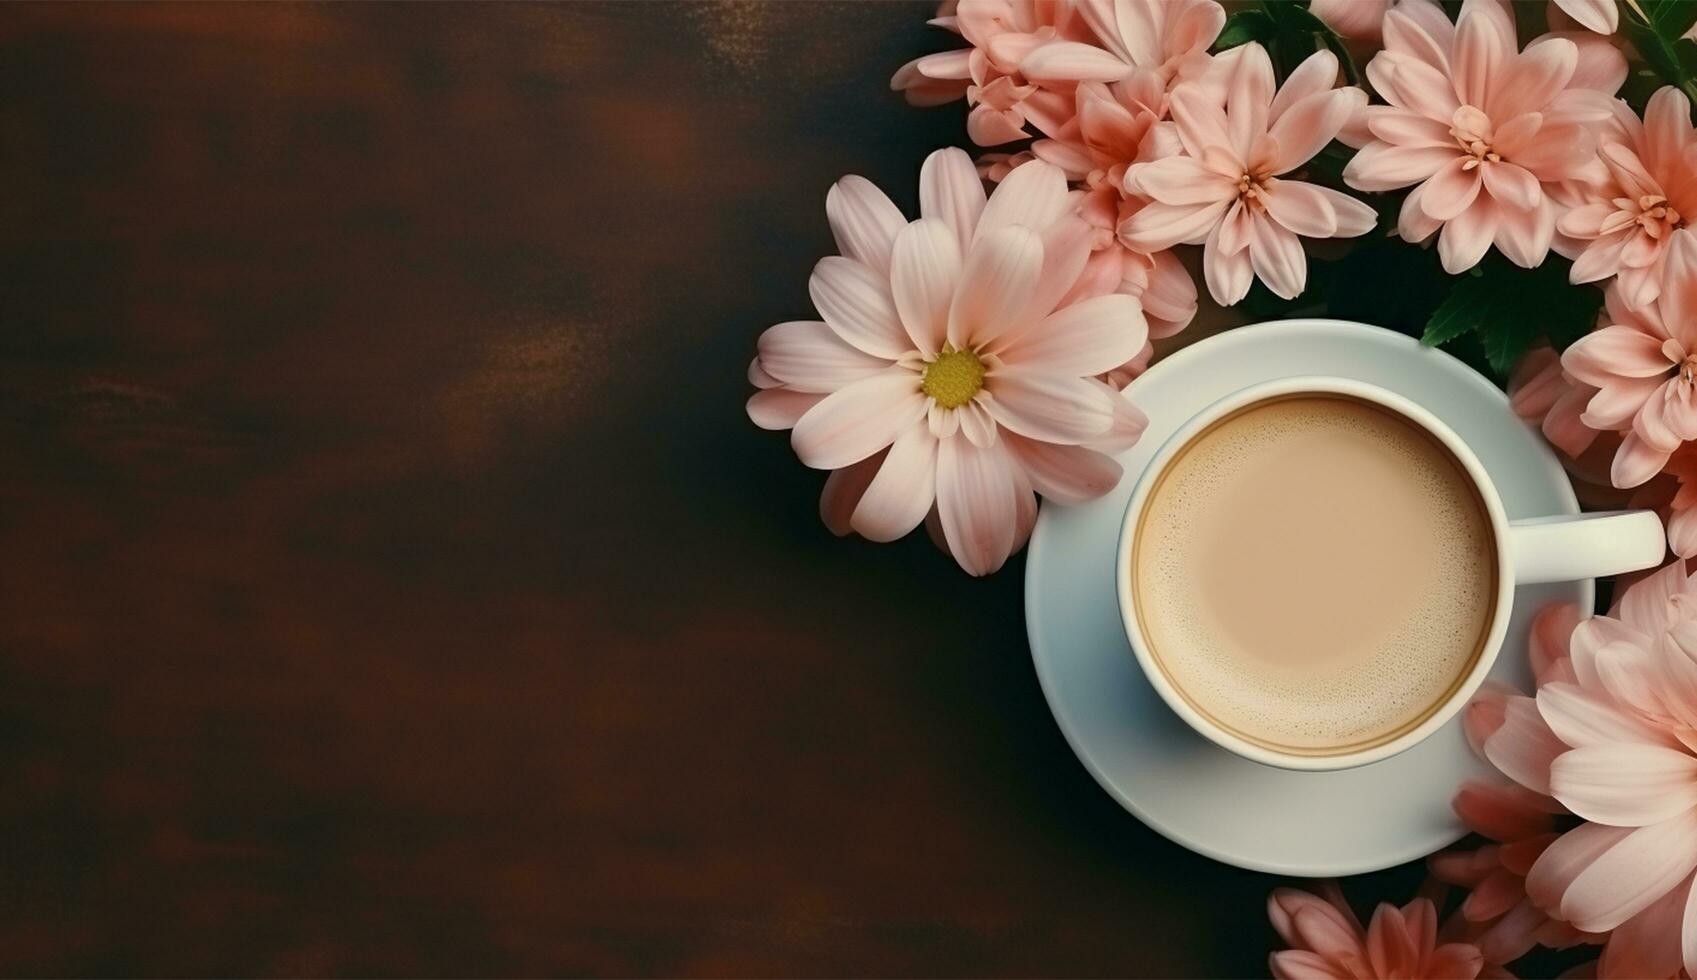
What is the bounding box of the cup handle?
[1508,510,1667,585]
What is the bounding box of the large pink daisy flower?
[748,150,1147,575]
[1119,44,1375,304]
[1341,0,1619,274]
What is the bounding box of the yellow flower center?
[922,348,986,409]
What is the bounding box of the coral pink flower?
[1268,884,1487,979]
[1472,562,1697,978]
[1562,245,1697,489]
[1119,45,1375,304]
[747,150,1148,575]
[1342,0,1619,274]
[891,0,1088,146]
[1559,88,1697,308]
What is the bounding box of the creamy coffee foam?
[1133,395,1496,754]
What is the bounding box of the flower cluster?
[1432,563,1697,978]
[1267,883,1491,979]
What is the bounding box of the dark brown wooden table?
[0,4,1423,975]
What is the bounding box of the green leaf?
[1418,256,1603,379]
[1214,9,1274,49]
[1651,0,1697,40]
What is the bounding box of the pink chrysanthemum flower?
[890,0,1089,146]
[1119,44,1375,304]
[1562,247,1697,490]
[1558,88,1697,309]
[1436,606,1607,966]
[1341,0,1619,274]
[1268,883,1488,979]
[1473,562,1697,979]
[748,150,1148,575]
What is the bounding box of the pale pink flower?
[1474,562,1697,978]
[747,150,1148,575]
[1017,0,1223,94]
[1119,45,1376,304]
[890,0,1088,146]
[1267,884,1488,979]
[1342,0,1620,274]
[1562,246,1697,490]
[1558,88,1697,309]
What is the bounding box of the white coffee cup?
[1114,376,1665,772]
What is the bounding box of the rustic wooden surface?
[0,3,1424,975]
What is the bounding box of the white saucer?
[1025,319,1590,877]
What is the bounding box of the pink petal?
[1269,949,1353,980]
[1139,248,1200,337]
[1561,810,1697,932]
[1261,179,1340,238]
[1420,158,1484,222]
[1685,875,1697,980]
[748,356,781,389]
[957,398,997,448]
[1552,0,1617,34]
[973,159,1068,248]
[758,319,893,393]
[949,225,1044,350]
[1599,879,1688,980]
[1382,55,1463,121]
[1481,162,1542,212]
[1473,896,1545,964]
[1290,901,1367,959]
[827,174,906,275]
[1088,381,1149,454]
[1643,87,1694,178]
[1168,85,1235,162]
[1267,88,1364,174]
[810,256,911,359]
[1562,324,1673,383]
[1505,121,1594,179]
[1004,433,1122,505]
[1270,49,1345,120]
[1579,376,1667,430]
[850,421,938,542]
[1538,682,1680,750]
[1613,432,1675,488]
[1380,6,1450,72]
[790,371,927,470]
[1248,215,1308,299]
[1527,822,1634,914]
[1366,903,1419,977]
[1398,181,1444,243]
[1017,40,1132,83]
[747,388,825,431]
[1529,601,1582,686]
[1659,232,1697,351]
[967,105,1030,147]
[1452,10,1507,110]
[1488,36,1578,123]
[820,452,884,536]
[1203,222,1254,306]
[1438,194,1499,273]
[997,293,1148,377]
[1541,30,1627,93]
[1118,198,1229,253]
[890,219,962,358]
[1130,156,1235,206]
[1559,202,1618,240]
[1671,504,1697,559]
[1454,780,1557,841]
[1425,942,1486,979]
[982,373,1114,445]
[1625,559,1696,632]
[1493,197,1556,268]
[1550,744,1697,826]
[1345,142,1458,192]
[935,435,1018,576]
[919,148,987,254]
[1311,0,1385,43]
[1365,107,1455,147]
[1484,696,1565,795]
[1026,213,1095,322]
